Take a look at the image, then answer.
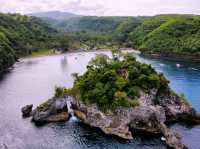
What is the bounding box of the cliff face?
[22,89,200,149]
[71,89,200,149]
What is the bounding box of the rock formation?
[70,89,200,149]
[21,104,33,117]
[22,97,71,124]
[22,91,200,149]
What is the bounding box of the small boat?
[190,67,198,71]
[161,137,166,141]
[176,64,181,67]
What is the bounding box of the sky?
[0,0,199,16]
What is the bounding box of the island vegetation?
[68,51,170,111]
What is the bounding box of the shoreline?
[141,51,200,63]
[22,48,139,59]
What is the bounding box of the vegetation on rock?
[54,51,171,111]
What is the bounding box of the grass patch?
[31,49,57,57]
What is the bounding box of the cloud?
[0,0,199,16]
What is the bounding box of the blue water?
[136,55,200,111]
[0,51,199,149]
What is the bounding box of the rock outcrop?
[22,91,200,149]
[23,97,72,124]
[73,101,187,149]
[21,104,33,117]
[74,104,133,139]
[70,89,200,149]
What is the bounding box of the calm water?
[0,51,199,149]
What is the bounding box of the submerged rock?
[21,104,33,117]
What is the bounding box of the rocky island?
[22,51,200,149]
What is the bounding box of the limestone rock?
[32,97,70,123]
[21,104,33,117]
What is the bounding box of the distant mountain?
[27,11,80,20]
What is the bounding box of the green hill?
[53,16,132,32]
[0,13,57,74]
[127,15,200,55]
[1,13,200,74]
[27,11,80,21]
[43,14,200,56]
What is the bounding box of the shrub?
[54,86,66,97]
[72,54,170,111]
[127,86,141,98]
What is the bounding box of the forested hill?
[129,15,200,54]
[0,13,57,74]
[41,13,200,55]
[27,11,79,21]
[51,16,143,32]
[1,12,200,74]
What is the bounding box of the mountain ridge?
[27,11,80,20]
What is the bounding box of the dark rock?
[160,123,187,149]
[129,106,165,134]
[21,104,33,117]
[32,97,70,123]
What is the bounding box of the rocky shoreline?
[22,89,200,149]
[141,51,200,63]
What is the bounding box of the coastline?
[141,51,200,63]
[23,48,139,59]
[24,49,110,58]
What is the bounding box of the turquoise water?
[0,51,199,149]
[136,55,200,111]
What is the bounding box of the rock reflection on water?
[60,55,68,71]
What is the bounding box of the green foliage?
[128,15,200,54]
[73,54,170,111]
[0,13,80,75]
[0,13,58,74]
[50,14,200,55]
[113,17,143,46]
[37,98,55,112]
[53,16,130,32]
[89,54,110,68]
[127,86,141,98]
[54,86,66,97]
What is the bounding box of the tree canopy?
[68,52,170,111]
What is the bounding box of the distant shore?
[141,51,200,63]
[25,48,140,59]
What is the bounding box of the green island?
[22,50,200,149]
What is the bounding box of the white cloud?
[0,0,199,16]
